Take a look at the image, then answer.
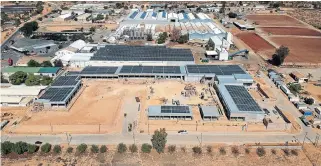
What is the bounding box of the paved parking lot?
[1,49,24,68]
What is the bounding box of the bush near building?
[9,71,28,85]
[91,145,99,153]
[117,143,127,153]
[100,145,107,153]
[53,145,61,154]
[41,143,52,153]
[1,141,14,155]
[77,144,88,154]
[141,143,152,153]
[192,146,202,154]
[256,147,266,157]
[151,128,167,153]
[67,147,74,153]
[27,144,38,154]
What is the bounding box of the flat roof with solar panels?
[216,84,264,122]
[90,45,194,62]
[148,105,193,120]
[186,65,246,75]
[51,76,81,87]
[118,66,186,75]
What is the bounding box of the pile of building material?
[182,84,198,97]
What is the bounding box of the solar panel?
[186,65,245,75]
[119,66,182,74]
[225,85,262,112]
[39,87,74,102]
[90,45,194,62]
[81,66,118,75]
[160,106,190,114]
[51,76,80,87]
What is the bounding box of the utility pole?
[303,132,308,146]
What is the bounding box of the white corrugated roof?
[1,86,46,97]
[69,40,86,50]
[1,96,24,103]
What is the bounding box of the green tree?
[38,17,43,21]
[192,146,202,154]
[41,143,52,153]
[53,59,64,67]
[41,61,53,67]
[91,145,99,153]
[25,74,41,86]
[272,45,290,66]
[9,71,28,85]
[53,145,61,154]
[1,141,14,155]
[104,6,108,9]
[151,128,167,153]
[70,34,86,41]
[20,21,39,37]
[40,76,53,85]
[129,144,138,153]
[256,147,266,157]
[27,144,38,154]
[305,98,314,105]
[124,6,129,10]
[36,1,44,14]
[178,34,189,44]
[96,14,104,20]
[157,32,168,44]
[13,141,29,154]
[90,26,96,33]
[288,83,301,95]
[15,18,21,26]
[141,143,152,153]
[1,13,10,25]
[27,59,41,67]
[146,33,153,41]
[117,143,127,153]
[100,145,107,153]
[228,12,237,18]
[77,144,87,154]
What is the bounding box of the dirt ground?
[1,145,317,166]
[246,14,304,27]
[268,37,321,64]
[304,83,321,102]
[260,27,321,36]
[39,23,118,32]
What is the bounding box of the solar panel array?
[39,87,74,102]
[140,12,147,19]
[51,76,80,87]
[161,106,190,113]
[129,11,138,19]
[91,45,194,62]
[81,66,118,75]
[162,11,166,18]
[225,85,262,112]
[66,71,80,75]
[186,65,245,75]
[152,12,157,17]
[119,66,182,74]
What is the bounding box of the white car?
[178,130,188,134]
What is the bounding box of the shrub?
[168,145,176,153]
[117,143,127,154]
[219,147,226,155]
[271,149,277,155]
[41,143,52,153]
[129,144,138,153]
[256,147,266,157]
[192,146,202,154]
[245,148,250,154]
[206,146,212,153]
[91,145,99,153]
[141,143,152,153]
[151,128,167,153]
[1,141,14,155]
[77,144,88,154]
[100,145,107,153]
[13,141,28,154]
[291,149,298,156]
[282,148,290,156]
[27,144,38,154]
[67,147,73,153]
[53,145,61,154]
[231,146,239,156]
[181,147,186,153]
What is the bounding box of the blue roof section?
[129,11,138,19]
[140,12,147,19]
[152,12,157,17]
[233,73,253,80]
[162,11,166,18]
[148,105,193,117]
[38,67,61,74]
[183,13,188,19]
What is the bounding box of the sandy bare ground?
[38,23,118,32]
[304,83,321,102]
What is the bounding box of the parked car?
[178,130,188,134]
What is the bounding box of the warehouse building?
[216,84,264,122]
[36,76,82,107]
[0,96,34,107]
[2,67,61,79]
[0,5,36,14]
[1,85,46,98]
[199,105,222,121]
[10,38,58,55]
[52,40,87,66]
[148,105,193,120]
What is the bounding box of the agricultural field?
[246,15,304,27]
[260,27,321,36]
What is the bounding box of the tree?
[38,17,43,21]
[27,144,38,154]
[40,76,53,85]
[288,83,301,95]
[104,6,108,9]
[25,74,41,86]
[146,33,153,41]
[41,143,52,153]
[219,147,226,155]
[115,3,123,9]
[1,141,14,155]
[27,59,41,67]
[117,143,127,153]
[1,13,10,25]
[124,6,129,10]
[141,5,144,9]
[228,12,237,18]
[91,145,99,153]
[151,128,167,153]
[219,1,226,13]
[90,27,96,33]
[15,18,21,26]
[20,21,39,37]
[305,98,314,105]
[84,9,92,13]
[307,73,313,80]
[256,147,266,157]
[130,5,133,9]
[141,143,152,153]
[100,145,107,153]
[70,34,86,41]
[231,146,239,156]
[206,146,212,153]
[13,141,29,155]
[9,71,28,85]
[129,144,138,153]
[36,1,44,14]
[170,28,181,42]
[53,145,61,154]
[54,59,64,67]
[41,61,53,67]
[77,144,87,153]
[196,7,202,12]
[192,146,202,154]
[178,34,189,44]
[272,45,290,66]
[67,147,73,153]
[157,32,168,44]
